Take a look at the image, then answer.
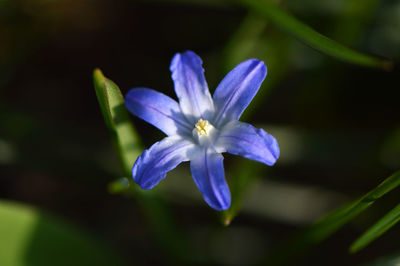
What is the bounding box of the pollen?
[194,119,210,136]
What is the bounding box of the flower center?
[194,118,210,136]
[192,119,217,146]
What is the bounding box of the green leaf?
[93,68,142,176]
[93,69,197,264]
[350,203,400,253]
[0,200,125,266]
[238,0,392,70]
[262,170,400,265]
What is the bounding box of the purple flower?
[125,51,279,211]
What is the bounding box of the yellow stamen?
[194,119,210,136]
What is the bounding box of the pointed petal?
[215,121,279,166]
[125,88,192,136]
[133,136,197,189]
[213,59,267,127]
[170,51,214,122]
[190,148,230,211]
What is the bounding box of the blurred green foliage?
[0,200,125,266]
[0,0,399,265]
[261,170,400,265]
[239,0,391,69]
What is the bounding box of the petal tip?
[131,149,160,190]
[209,199,231,211]
[247,59,268,77]
[260,130,280,165]
[257,60,268,76]
[182,50,199,58]
[132,155,167,190]
[170,50,203,73]
[170,53,182,72]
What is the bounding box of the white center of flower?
[192,119,217,146]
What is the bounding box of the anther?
[194,119,210,136]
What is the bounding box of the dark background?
[1,0,399,265]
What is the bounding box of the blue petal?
[215,121,279,166]
[213,59,267,127]
[125,88,192,136]
[170,51,214,123]
[190,148,230,211]
[133,136,197,189]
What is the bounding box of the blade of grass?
[259,170,400,265]
[237,0,392,70]
[350,203,400,253]
[93,69,197,264]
